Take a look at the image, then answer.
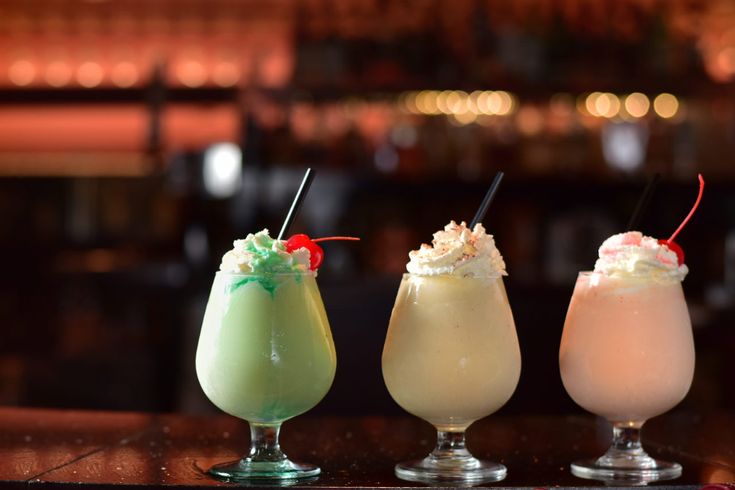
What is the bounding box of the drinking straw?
[469,171,505,229]
[625,173,661,232]
[278,168,315,240]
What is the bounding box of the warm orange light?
[585,92,602,116]
[258,45,293,88]
[436,90,452,114]
[399,92,419,114]
[416,91,439,115]
[213,61,240,87]
[516,106,544,136]
[446,91,466,114]
[487,91,503,114]
[594,93,620,118]
[111,62,139,88]
[716,46,735,76]
[653,93,679,118]
[701,463,735,483]
[45,61,73,87]
[624,92,650,118]
[494,91,515,115]
[8,60,36,86]
[473,91,487,115]
[451,111,477,125]
[177,60,206,88]
[468,91,482,115]
[77,62,104,88]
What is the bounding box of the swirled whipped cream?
[220,229,310,273]
[594,231,688,281]
[406,221,507,276]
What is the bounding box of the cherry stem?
[667,174,705,244]
[311,236,360,243]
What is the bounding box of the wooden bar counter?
[0,407,732,489]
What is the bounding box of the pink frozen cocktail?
[560,231,694,482]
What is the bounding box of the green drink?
[195,230,337,481]
[196,272,336,424]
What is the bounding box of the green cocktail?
[195,231,336,481]
[197,272,335,423]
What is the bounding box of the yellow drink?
[383,273,521,431]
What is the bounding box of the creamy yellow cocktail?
[383,273,520,432]
[382,221,520,483]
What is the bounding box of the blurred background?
[0,0,733,417]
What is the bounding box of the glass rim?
[402,272,504,279]
[214,270,316,277]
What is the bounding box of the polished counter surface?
[0,407,732,489]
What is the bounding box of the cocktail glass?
[382,273,521,483]
[196,271,336,481]
[559,271,695,482]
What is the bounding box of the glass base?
[571,458,682,483]
[395,455,507,484]
[208,458,320,482]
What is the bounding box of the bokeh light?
[585,92,602,117]
[110,62,139,88]
[594,93,620,118]
[177,60,206,88]
[77,61,104,88]
[8,60,36,86]
[624,92,650,118]
[494,91,515,115]
[452,110,477,125]
[436,90,452,114]
[212,61,240,87]
[45,61,73,87]
[416,90,439,115]
[653,93,679,118]
[516,105,544,136]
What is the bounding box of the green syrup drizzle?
[227,273,304,298]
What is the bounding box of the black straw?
[469,171,505,229]
[278,168,315,240]
[626,173,661,232]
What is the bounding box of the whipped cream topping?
[594,231,688,281]
[406,221,507,277]
[220,229,310,273]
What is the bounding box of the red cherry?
[285,234,360,270]
[285,234,324,270]
[659,239,685,266]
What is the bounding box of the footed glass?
[560,272,695,483]
[382,273,521,483]
[196,272,336,481]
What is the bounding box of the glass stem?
[596,421,655,468]
[247,423,287,463]
[431,430,472,461]
[610,422,645,456]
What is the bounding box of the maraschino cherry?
[659,174,705,266]
[285,234,360,270]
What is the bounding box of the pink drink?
[560,272,694,424]
[560,176,703,482]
